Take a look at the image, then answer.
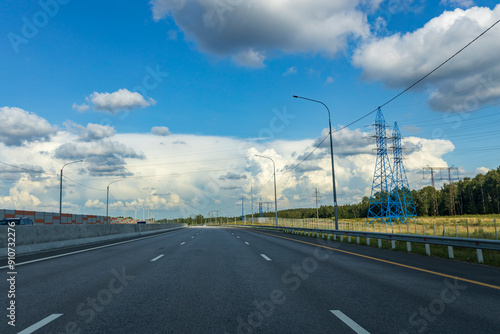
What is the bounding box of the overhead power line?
[0,161,55,176]
[288,18,500,170]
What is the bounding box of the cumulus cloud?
[475,166,489,174]
[353,5,500,112]
[55,141,145,177]
[150,0,372,66]
[89,89,156,114]
[0,107,57,146]
[85,199,105,209]
[66,122,116,142]
[152,126,171,136]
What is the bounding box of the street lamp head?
[293,95,299,98]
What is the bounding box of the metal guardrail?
[242,225,500,252]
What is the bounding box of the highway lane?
[0,226,499,333]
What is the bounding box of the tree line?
[257,166,500,219]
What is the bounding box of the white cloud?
[150,0,373,66]
[440,0,475,8]
[283,66,298,76]
[72,103,90,112]
[353,5,500,112]
[0,109,461,217]
[66,122,116,142]
[85,199,105,209]
[89,89,156,114]
[475,166,489,174]
[55,140,145,177]
[152,126,171,136]
[232,49,266,68]
[0,107,57,146]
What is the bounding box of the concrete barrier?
[0,223,186,256]
[0,208,151,225]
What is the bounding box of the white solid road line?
[260,254,272,261]
[330,310,370,334]
[180,242,186,245]
[245,242,250,245]
[151,254,165,262]
[18,314,63,334]
[0,231,178,270]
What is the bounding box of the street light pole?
[293,95,339,230]
[107,180,122,223]
[255,155,278,228]
[59,160,83,219]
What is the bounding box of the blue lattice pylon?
[391,122,417,224]
[367,108,401,225]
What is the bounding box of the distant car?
[0,217,35,225]
[136,221,147,224]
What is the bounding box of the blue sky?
[0,0,499,219]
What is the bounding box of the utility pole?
[241,196,245,225]
[424,166,459,216]
[314,188,319,225]
[251,180,254,225]
[448,168,456,216]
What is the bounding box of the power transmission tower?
[423,166,458,216]
[392,122,417,224]
[368,108,401,225]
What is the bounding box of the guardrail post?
[406,242,411,252]
[348,236,351,243]
[334,234,337,240]
[476,249,484,263]
[339,235,343,242]
[425,244,431,256]
[378,239,382,248]
[466,219,469,238]
[443,221,446,236]
[366,237,370,245]
[327,234,331,240]
[391,240,396,249]
[448,246,454,259]
[356,236,360,244]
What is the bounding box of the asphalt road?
[1,226,499,334]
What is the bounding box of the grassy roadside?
[282,229,500,267]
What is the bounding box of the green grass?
[283,230,500,267]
